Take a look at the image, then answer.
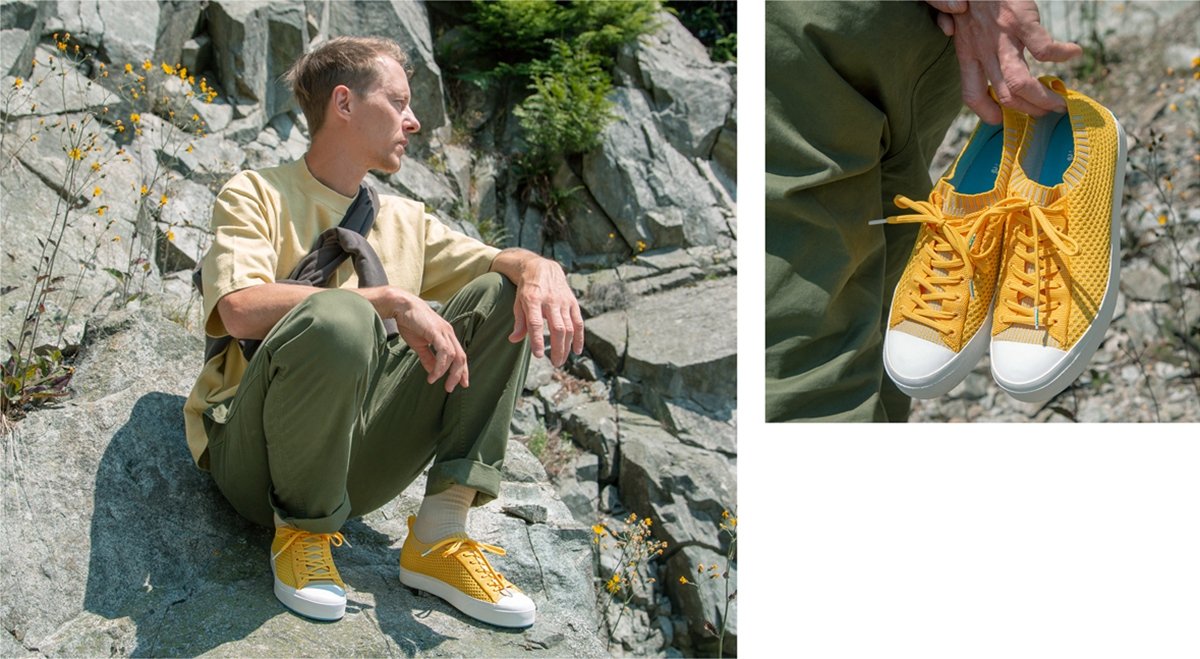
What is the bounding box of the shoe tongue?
[935,178,1006,219]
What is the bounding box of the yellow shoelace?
[272,529,347,588]
[992,196,1078,329]
[874,194,1003,333]
[421,537,510,594]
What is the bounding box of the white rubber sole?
[399,567,536,628]
[883,307,993,399]
[992,112,1127,403]
[271,564,346,621]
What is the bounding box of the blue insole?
[949,125,1004,195]
[1034,114,1074,186]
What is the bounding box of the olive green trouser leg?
[204,273,529,532]
[764,1,964,422]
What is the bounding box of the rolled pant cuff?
[426,459,502,506]
[270,489,352,534]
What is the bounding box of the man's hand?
[490,249,585,367]
[361,286,469,392]
[926,0,1082,124]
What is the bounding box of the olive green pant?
[765,1,964,422]
[204,273,530,533]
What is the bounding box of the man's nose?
[403,107,421,134]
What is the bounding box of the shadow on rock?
[84,391,274,656]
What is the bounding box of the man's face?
[349,57,421,174]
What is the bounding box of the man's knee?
[280,289,382,368]
[451,272,517,321]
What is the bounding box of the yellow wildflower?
[605,574,621,594]
[92,186,102,197]
[1169,103,1179,112]
[57,41,67,52]
[1158,214,1168,226]
[178,66,188,79]
[67,147,83,160]
[112,235,120,242]
[161,62,175,75]
[29,135,37,142]
[192,113,200,122]
[186,144,194,153]
[679,576,689,585]
[1192,56,1200,68]
[159,193,168,206]
[96,206,107,216]
[90,162,100,172]
[592,524,606,536]
[142,59,152,71]
[130,112,140,123]
[636,240,647,252]
[140,184,148,196]
[12,77,22,89]
[166,230,175,242]
[124,63,133,74]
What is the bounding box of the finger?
[509,300,527,343]
[996,35,1061,116]
[978,34,1043,118]
[936,12,955,37]
[524,301,546,358]
[954,29,1002,124]
[1019,23,1083,63]
[429,338,452,384]
[412,342,438,376]
[444,343,469,392]
[546,303,568,367]
[925,0,967,14]
[570,302,585,355]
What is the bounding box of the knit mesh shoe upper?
[990,76,1125,401]
[881,108,1026,398]
[398,516,535,628]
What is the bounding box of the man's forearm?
[488,247,542,286]
[218,283,325,339]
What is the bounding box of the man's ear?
[329,84,353,122]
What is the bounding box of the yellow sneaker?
[398,516,535,628]
[990,76,1126,402]
[270,526,347,621]
[880,108,1027,398]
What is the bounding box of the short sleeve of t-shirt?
[201,172,279,337]
[419,212,501,303]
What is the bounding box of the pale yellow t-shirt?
[183,158,500,469]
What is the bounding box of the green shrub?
[513,41,614,172]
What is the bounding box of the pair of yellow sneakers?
[881,76,1126,403]
[271,516,535,627]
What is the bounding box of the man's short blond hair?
[284,36,409,135]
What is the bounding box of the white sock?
[412,485,475,542]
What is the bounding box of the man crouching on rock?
[182,36,584,627]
